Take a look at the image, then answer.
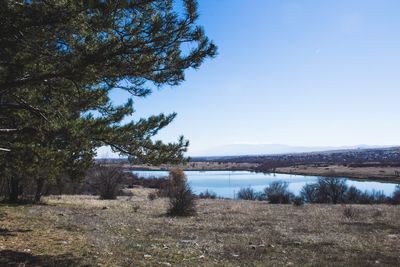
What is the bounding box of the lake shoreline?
[124,164,400,184]
[132,169,398,198]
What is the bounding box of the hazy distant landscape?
[190,143,395,157]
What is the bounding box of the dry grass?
[0,204,92,266]
[1,188,400,266]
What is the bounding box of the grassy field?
[1,189,400,266]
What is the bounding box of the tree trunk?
[8,177,19,203]
[34,179,44,203]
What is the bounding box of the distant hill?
[190,144,392,157]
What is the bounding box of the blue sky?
[100,0,400,157]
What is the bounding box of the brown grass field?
[1,189,400,266]
[275,165,400,183]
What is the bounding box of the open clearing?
[1,189,400,266]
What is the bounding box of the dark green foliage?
[0,1,216,202]
[264,181,294,204]
[166,169,196,216]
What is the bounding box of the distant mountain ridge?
[190,144,394,157]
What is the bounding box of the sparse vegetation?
[147,192,157,201]
[88,166,125,200]
[293,196,304,206]
[237,187,257,200]
[343,205,361,219]
[2,192,400,266]
[165,169,196,216]
[198,189,217,199]
[237,178,400,205]
[264,181,294,204]
[392,185,400,205]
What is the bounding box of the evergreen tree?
[0,0,216,202]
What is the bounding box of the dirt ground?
[1,189,400,266]
[275,165,400,183]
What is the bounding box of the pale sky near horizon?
[99,0,400,157]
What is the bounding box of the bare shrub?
[198,190,217,199]
[372,209,384,218]
[130,175,168,189]
[301,178,348,204]
[293,196,304,206]
[237,187,257,200]
[345,186,388,204]
[148,192,157,201]
[133,205,140,212]
[367,190,388,204]
[317,178,348,204]
[264,181,294,204]
[343,206,360,219]
[391,185,400,205]
[88,166,125,200]
[166,169,196,216]
[300,183,319,203]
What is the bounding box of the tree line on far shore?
[236,178,400,205]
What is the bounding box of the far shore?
[105,162,400,184]
[274,165,400,183]
[106,161,259,172]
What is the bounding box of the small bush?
[129,175,168,189]
[368,190,388,204]
[391,185,400,205]
[345,186,389,204]
[264,181,294,204]
[237,187,257,200]
[133,205,140,212]
[300,178,347,204]
[317,178,348,204]
[300,183,319,203]
[198,190,217,199]
[372,209,384,218]
[346,186,362,204]
[166,169,196,216]
[343,206,360,219]
[254,191,267,201]
[148,192,157,201]
[88,166,125,200]
[293,196,304,206]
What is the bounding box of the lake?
[132,170,398,199]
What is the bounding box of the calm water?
[132,170,398,199]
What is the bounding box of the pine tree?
[0,0,216,202]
